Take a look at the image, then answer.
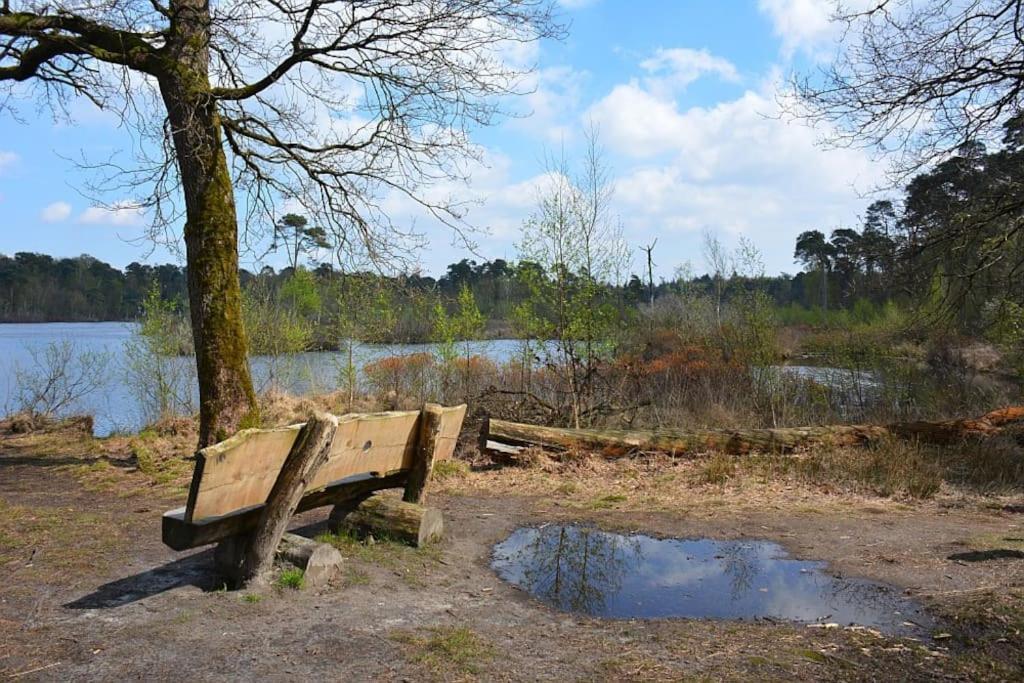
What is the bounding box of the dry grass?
[439,433,1024,516]
[0,499,123,578]
[390,626,495,679]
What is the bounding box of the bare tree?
[792,0,1024,174]
[702,229,733,331]
[1,0,560,445]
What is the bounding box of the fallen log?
[480,406,1024,457]
[330,494,444,547]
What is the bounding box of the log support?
[330,494,444,547]
[403,403,444,504]
[232,411,339,587]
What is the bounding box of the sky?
[0,0,888,280]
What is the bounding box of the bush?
[12,340,111,422]
[363,353,435,406]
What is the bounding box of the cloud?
[509,65,588,142]
[40,201,72,223]
[0,151,17,174]
[582,64,882,272]
[757,0,836,57]
[78,201,145,227]
[640,48,740,93]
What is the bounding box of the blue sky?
[0,0,885,279]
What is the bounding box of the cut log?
[276,532,343,588]
[481,406,1024,457]
[239,411,339,586]
[331,494,443,547]
[403,403,444,504]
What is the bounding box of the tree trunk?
[820,264,829,310]
[481,407,1024,457]
[160,0,258,447]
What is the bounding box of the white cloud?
[0,151,17,174]
[510,65,588,142]
[582,64,883,272]
[757,0,835,56]
[640,48,740,93]
[78,201,145,227]
[40,201,72,223]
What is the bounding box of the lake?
[0,322,528,436]
[1,322,1015,437]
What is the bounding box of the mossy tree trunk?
[159,0,257,446]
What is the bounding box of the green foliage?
[123,283,196,422]
[273,214,332,271]
[433,284,486,400]
[243,278,312,356]
[278,268,321,318]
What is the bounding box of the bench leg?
[214,534,247,584]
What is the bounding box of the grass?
[698,452,736,485]
[391,626,494,678]
[276,568,305,590]
[130,433,193,492]
[747,435,1024,500]
[242,593,262,603]
[0,499,121,573]
[587,493,628,510]
[432,458,470,480]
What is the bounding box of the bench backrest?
[185,405,467,523]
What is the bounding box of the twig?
[8,662,60,679]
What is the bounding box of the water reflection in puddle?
[492,524,931,634]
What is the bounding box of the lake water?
[1,322,1013,437]
[492,524,931,635]
[0,322,527,436]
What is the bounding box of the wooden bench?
[162,403,467,586]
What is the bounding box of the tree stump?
[276,532,343,588]
[330,494,443,547]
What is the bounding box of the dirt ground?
[2,429,1024,681]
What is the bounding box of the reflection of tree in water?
[512,525,641,614]
[718,542,759,600]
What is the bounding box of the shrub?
[363,353,435,405]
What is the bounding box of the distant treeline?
[0,249,896,326]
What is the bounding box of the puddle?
[492,524,932,635]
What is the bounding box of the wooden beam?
[240,411,339,586]
[162,471,408,551]
[403,403,444,504]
